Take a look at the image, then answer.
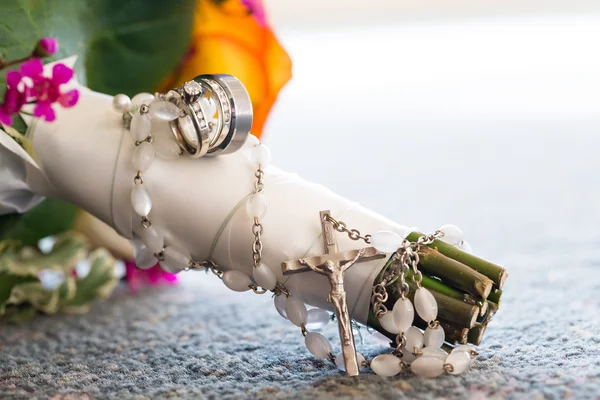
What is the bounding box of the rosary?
[112,74,480,378]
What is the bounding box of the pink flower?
[35,37,59,57]
[21,58,79,122]
[124,261,179,292]
[241,0,267,27]
[0,71,28,125]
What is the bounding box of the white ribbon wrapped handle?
[0,87,410,325]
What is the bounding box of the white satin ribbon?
[1,82,411,325]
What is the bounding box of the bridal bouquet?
[0,0,506,380]
[0,0,291,321]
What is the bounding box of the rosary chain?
[371,281,389,318]
[392,333,407,356]
[324,215,371,243]
[252,217,263,268]
[252,165,265,268]
[254,168,264,192]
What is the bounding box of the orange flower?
[160,0,292,138]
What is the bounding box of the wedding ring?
[166,74,253,158]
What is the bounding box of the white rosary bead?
[130,114,151,142]
[452,344,477,356]
[274,294,288,319]
[306,308,330,330]
[378,311,399,334]
[458,241,472,253]
[154,134,182,160]
[249,143,272,167]
[370,354,402,377]
[410,356,445,378]
[246,134,260,146]
[419,347,448,361]
[132,142,155,172]
[135,245,157,269]
[140,225,164,254]
[414,287,438,322]
[335,352,365,371]
[246,193,267,220]
[252,262,276,291]
[305,332,332,359]
[148,100,180,121]
[370,231,403,253]
[131,92,155,108]
[392,298,414,333]
[285,296,307,327]
[405,327,424,353]
[131,184,152,216]
[222,270,252,292]
[445,350,472,375]
[160,245,191,274]
[424,324,445,348]
[439,224,464,246]
[112,94,131,113]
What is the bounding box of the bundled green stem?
[417,246,493,299]
[488,289,503,304]
[367,234,506,347]
[388,280,480,329]
[406,232,507,289]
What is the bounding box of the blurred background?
[263,0,600,263]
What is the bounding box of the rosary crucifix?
[281,210,385,376]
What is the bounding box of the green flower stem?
[487,289,503,304]
[404,268,488,315]
[367,241,505,345]
[477,301,499,324]
[0,55,31,70]
[414,245,493,299]
[406,231,507,289]
[479,300,489,317]
[467,322,488,345]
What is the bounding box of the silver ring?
[166,74,253,158]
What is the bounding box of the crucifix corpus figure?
[281,210,386,376]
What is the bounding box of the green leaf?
[0,232,117,318]
[0,0,195,96]
[0,198,78,246]
[0,231,89,276]
[0,271,37,313]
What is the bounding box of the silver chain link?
[324,215,372,243]
[368,229,444,321]
[371,281,389,318]
[252,166,265,268]
[252,217,263,268]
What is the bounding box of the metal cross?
[281,210,385,376]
